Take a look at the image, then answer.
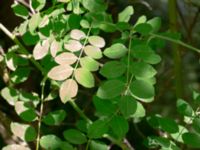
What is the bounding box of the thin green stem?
[36,77,47,150]
[0,23,46,75]
[85,139,91,150]
[150,33,200,53]
[69,101,92,124]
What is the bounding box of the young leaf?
[130,62,157,79]
[119,96,137,118]
[70,29,86,40]
[1,87,18,106]
[88,119,108,139]
[33,40,49,60]
[74,68,95,88]
[59,79,78,103]
[63,129,87,144]
[130,80,155,102]
[104,43,128,59]
[14,101,37,122]
[11,122,37,142]
[118,6,134,22]
[42,110,67,126]
[88,36,105,48]
[2,145,30,150]
[11,3,29,19]
[48,64,73,81]
[109,116,129,139]
[64,40,82,52]
[55,52,78,65]
[97,80,125,99]
[100,61,126,78]
[80,56,99,71]
[84,45,103,59]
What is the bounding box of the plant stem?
[36,77,47,150]
[0,23,46,75]
[69,101,92,124]
[168,0,183,98]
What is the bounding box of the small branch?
[36,76,47,150]
[0,23,46,75]
[150,33,200,53]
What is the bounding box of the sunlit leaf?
[84,45,102,59]
[74,68,95,88]
[90,141,108,150]
[48,64,73,81]
[118,6,134,22]
[2,145,30,150]
[50,40,60,57]
[33,40,49,60]
[59,79,78,103]
[40,135,62,149]
[11,122,37,142]
[1,87,18,106]
[15,101,37,122]
[55,52,78,65]
[104,43,128,59]
[80,56,99,71]
[70,29,86,40]
[88,36,105,48]
[28,13,41,33]
[64,40,82,52]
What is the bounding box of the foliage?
[0,0,200,150]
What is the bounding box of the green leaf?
[11,122,37,142]
[182,132,200,148]
[110,116,129,139]
[100,61,126,78]
[82,0,106,12]
[42,110,67,126]
[97,80,125,99]
[192,118,200,134]
[10,67,31,84]
[130,62,157,79]
[88,119,108,139]
[11,3,29,19]
[2,145,30,150]
[118,6,134,22]
[84,45,103,59]
[93,96,116,116]
[134,23,153,35]
[176,99,193,117]
[28,13,41,34]
[40,135,62,149]
[130,80,155,102]
[74,68,95,88]
[132,44,161,64]
[119,96,137,118]
[147,17,161,32]
[133,101,146,118]
[104,43,128,59]
[90,140,108,150]
[171,125,188,143]
[31,0,46,11]
[158,117,179,133]
[80,56,99,71]
[22,31,39,46]
[14,101,37,122]
[63,129,87,144]
[1,87,18,106]
[60,141,75,150]
[88,36,105,48]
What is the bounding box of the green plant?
[1,0,200,150]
